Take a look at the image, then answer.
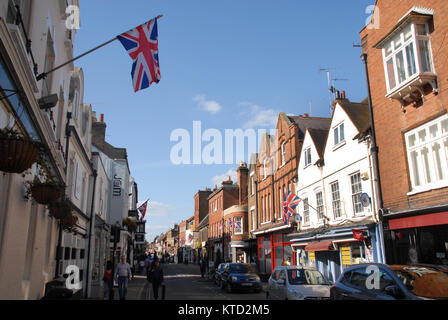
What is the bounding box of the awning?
[389,211,448,230]
[305,240,333,252]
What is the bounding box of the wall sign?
[112,174,122,196]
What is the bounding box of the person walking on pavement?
[151,259,164,300]
[114,256,132,300]
[103,261,113,300]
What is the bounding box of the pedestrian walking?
[151,259,164,300]
[114,256,132,300]
[200,257,206,278]
[103,261,113,300]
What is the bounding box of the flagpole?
[35,15,164,81]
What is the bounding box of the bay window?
[379,19,436,100]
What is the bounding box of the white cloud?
[194,94,222,114]
[239,102,278,129]
[146,201,178,218]
[211,169,237,187]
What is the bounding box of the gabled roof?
[335,99,371,136]
[287,116,331,140]
[307,128,329,161]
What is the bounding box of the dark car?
[330,263,448,300]
[220,263,262,293]
[215,263,228,286]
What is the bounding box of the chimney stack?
[303,113,309,118]
[237,162,249,206]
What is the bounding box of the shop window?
[64,247,71,260]
[71,248,77,260]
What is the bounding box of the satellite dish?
[360,193,371,207]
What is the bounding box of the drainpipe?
[361,53,386,263]
[64,112,72,173]
[84,169,97,298]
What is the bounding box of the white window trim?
[333,122,346,149]
[304,147,312,168]
[281,141,286,166]
[234,217,243,235]
[405,114,448,194]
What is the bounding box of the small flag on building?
[117,17,161,92]
[352,229,367,241]
[283,190,301,225]
[137,199,149,221]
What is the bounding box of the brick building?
[194,189,212,258]
[207,176,239,264]
[253,113,331,274]
[360,0,448,264]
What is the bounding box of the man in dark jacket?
[151,259,164,300]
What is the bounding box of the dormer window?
[375,9,438,107]
[333,123,345,147]
[304,147,312,167]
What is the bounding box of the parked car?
[215,263,228,286]
[267,266,331,300]
[330,263,448,300]
[220,263,262,293]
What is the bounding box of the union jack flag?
[283,190,301,225]
[137,200,149,221]
[117,17,161,92]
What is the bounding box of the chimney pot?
[100,114,104,123]
[341,91,346,99]
[303,113,309,117]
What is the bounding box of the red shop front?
[257,234,293,274]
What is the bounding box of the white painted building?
[0,0,84,299]
[292,97,385,283]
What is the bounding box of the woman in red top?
[103,261,113,300]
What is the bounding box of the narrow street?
[122,263,266,300]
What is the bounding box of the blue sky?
[75,0,375,242]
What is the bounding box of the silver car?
[267,266,331,300]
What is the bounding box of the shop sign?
[341,246,352,265]
[309,251,315,262]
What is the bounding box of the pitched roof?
[307,128,329,160]
[287,116,331,140]
[335,99,371,135]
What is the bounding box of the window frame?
[304,147,312,167]
[333,122,345,147]
[330,181,342,219]
[302,198,310,225]
[234,216,243,235]
[350,172,364,215]
[315,191,324,221]
[281,141,286,166]
[405,114,448,194]
[381,21,435,94]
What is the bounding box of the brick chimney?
[92,114,106,150]
[237,161,249,206]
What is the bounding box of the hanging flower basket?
[62,214,78,229]
[123,217,137,232]
[49,199,72,220]
[0,136,40,174]
[30,182,64,205]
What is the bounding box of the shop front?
[257,233,293,274]
[290,223,383,282]
[383,211,448,265]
